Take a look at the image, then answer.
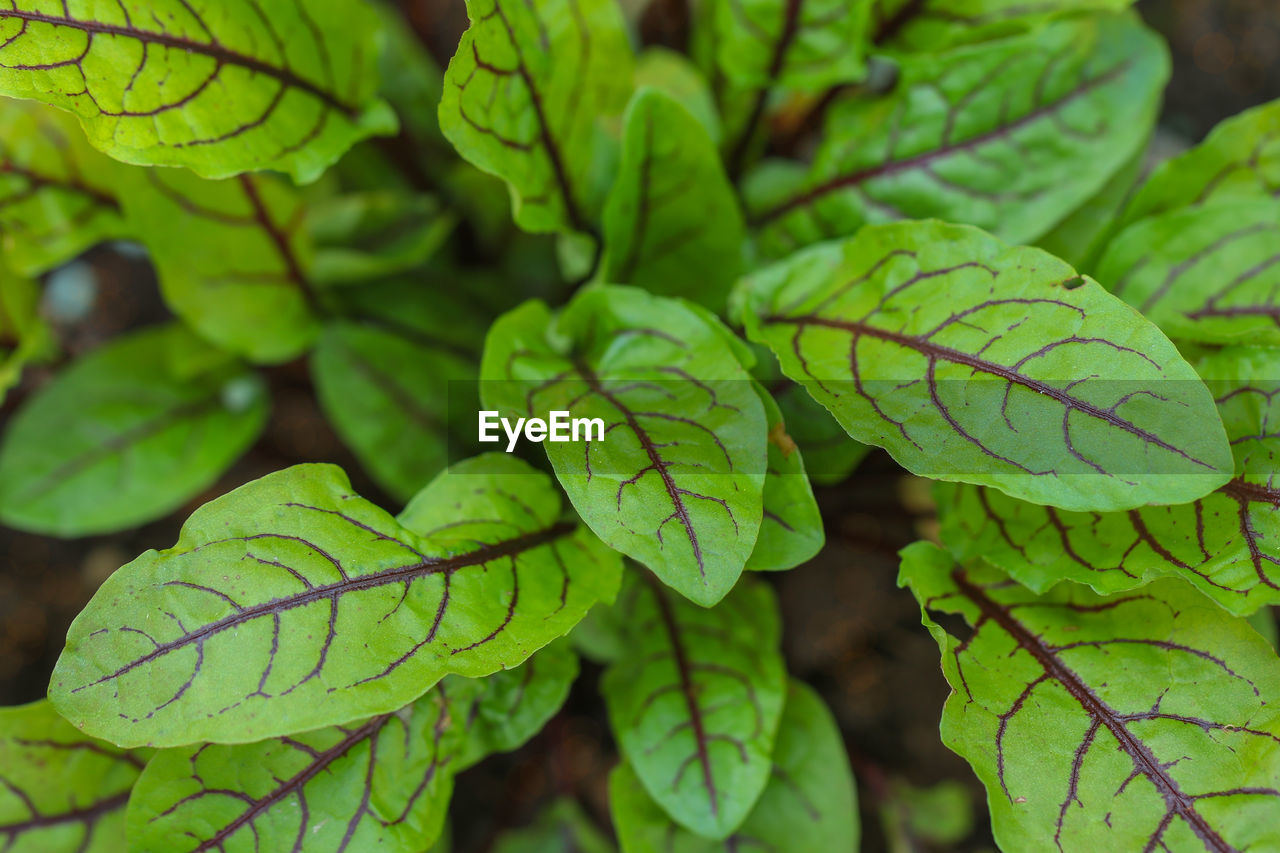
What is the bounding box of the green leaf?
[601,572,787,839]
[50,454,621,747]
[871,0,1133,53]
[492,799,616,853]
[0,99,128,275]
[938,346,1280,615]
[633,48,721,144]
[0,0,396,182]
[452,639,579,770]
[0,262,52,404]
[610,679,858,852]
[1099,201,1280,347]
[900,542,1280,852]
[0,323,267,536]
[122,170,320,364]
[0,700,147,853]
[601,89,744,310]
[746,13,1168,258]
[439,0,633,237]
[736,220,1233,512]
[747,382,824,571]
[714,0,871,91]
[1035,138,1146,272]
[481,286,768,607]
[126,687,459,852]
[1122,98,1280,225]
[306,191,456,286]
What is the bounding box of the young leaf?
[633,48,722,143]
[50,454,621,747]
[306,191,456,286]
[601,572,787,840]
[122,169,322,364]
[0,263,52,405]
[481,286,768,607]
[871,0,1132,54]
[0,0,396,182]
[938,346,1280,615]
[1099,201,1280,347]
[439,0,633,237]
[126,686,460,852]
[492,799,616,853]
[602,89,744,310]
[0,99,128,276]
[610,680,858,853]
[901,542,1280,852]
[747,381,824,571]
[0,323,268,537]
[1122,98,1280,225]
[0,700,147,853]
[747,14,1167,258]
[735,220,1233,512]
[714,0,871,92]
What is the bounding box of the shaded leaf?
[736,220,1232,512]
[50,454,621,746]
[602,89,744,310]
[602,572,786,839]
[439,0,633,237]
[714,0,871,91]
[901,542,1280,852]
[307,191,456,286]
[1100,200,1280,347]
[0,0,396,182]
[0,324,268,537]
[126,686,460,852]
[492,799,615,853]
[0,700,147,853]
[0,262,52,405]
[122,170,320,364]
[938,346,1280,615]
[871,0,1132,53]
[633,48,721,143]
[610,679,858,852]
[747,381,824,571]
[481,286,767,607]
[747,14,1167,258]
[0,99,128,275]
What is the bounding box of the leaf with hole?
[901,541,1280,852]
[50,454,621,747]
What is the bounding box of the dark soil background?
[1,2,1277,850]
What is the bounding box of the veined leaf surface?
[0,701,147,853]
[713,0,870,91]
[122,170,320,364]
[610,680,858,853]
[0,0,396,182]
[50,454,620,746]
[602,89,744,310]
[736,220,1232,512]
[746,14,1167,258]
[482,286,767,607]
[439,0,633,237]
[0,324,267,537]
[601,573,786,840]
[126,686,461,852]
[0,99,128,275]
[901,543,1280,852]
[871,0,1132,53]
[747,381,824,571]
[939,347,1280,615]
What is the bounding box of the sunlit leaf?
[871,0,1133,53]
[1035,140,1145,272]
[714,0,871,91]
[50,454,621,746]
[747,382,823,571]
[901,542,1280,852]
[736,220,1232,512]
[0,323,267,536]
[0,0,396,182]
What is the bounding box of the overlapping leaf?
[746,13,1167,258]
[602,572,786,839]
[0,0,396,182]
[439,0,633,237]
[306,191,456,286]
[0,323,267,536]
[0,262,51,405]
[0,99,128,275]
[50,454,620,747]
[602,89,744,310]
[610,680,858,852]
[736,220,1233,512]
[939,346,1280,615]
[871,0,1133,53]
[714,0,871,92]
[128,687,458,852]
[747,382,824,571]
[0,700,147,853]
[482,286,767,606]
[122,169,320,364]
[901,542,1280,852]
